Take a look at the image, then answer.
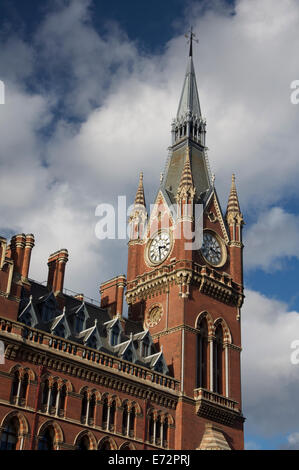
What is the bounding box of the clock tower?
[126,39,245,450]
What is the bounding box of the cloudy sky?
[1,0,299,450]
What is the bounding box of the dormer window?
[87,334,98,350]
[75,310,85,333]
[142,337,150,357]
[43,300,55,323]
[123,348,132,362]
[155,360,163,373]
[110,324,120,346]
[55,323,65,338]
[23,312,32,327]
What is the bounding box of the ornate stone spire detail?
[226,174,244,224]
[171,31,206,147]
[134,172,146,208]
[129,172,147,241]
[176,147,195,201]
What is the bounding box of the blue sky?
[1,0,299,450]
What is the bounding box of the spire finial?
[226,173,244,224]
[134,171,146,207]
[185,26,198,57]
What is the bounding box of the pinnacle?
[134,172,146,207]
[177,147,195,199]
[226,173,243,221]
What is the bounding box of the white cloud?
[242,289,299,438]
[1,0,299,295]
[244,207,299,270]
[282,431,299,449]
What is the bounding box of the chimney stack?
[47,249,69,294]
[21,234,35,279]
[100,275,126,316]
[10,234,26,275]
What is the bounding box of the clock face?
[201,232,223,266]
[148,231,171,264]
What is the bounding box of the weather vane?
[185,26,199,57]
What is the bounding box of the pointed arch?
[131,401,142,416]
[74,430,97,450]
[195,311,214,336]
[98,436,117,450]
[214,317,232,344]
[109,394,121,408]
[213,321,225,395]
[163,413,174,426]
[1,410,29,435]
[119,442,136,450]
[37,420,64,449]
[195,312,210,389]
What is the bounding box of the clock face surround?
[201,231,225,267]
[147,230,171,265]
[145,305,163,328]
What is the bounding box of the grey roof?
[176,55,201,120]
[18,280,170,376]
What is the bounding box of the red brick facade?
[0,48,245,451]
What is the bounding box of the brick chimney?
[47,249,69,293]
[21,234,35,279]
[10,234,26,275]
[100,275,126,316]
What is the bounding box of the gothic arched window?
[122,403,128,435]
[38,427,54,450]
[0,417,19,450]
[213,324,224,395]
[78,435,90,451]
[50,382,58,409]
[196,318,208,389]
[148,413,154,444]
[42,379,49,407]
[156,415,161,445]
[129,407,136,437]
[102,397,108,429]
[11,370,20,401]
[59,384,67,413]
[20,373,29,403]
[81,391,88,423]
[163,418,168,448]
[89,393,96,425]
[109,400,116,431]
[98,439,112,450]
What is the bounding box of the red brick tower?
[126,39,245,450]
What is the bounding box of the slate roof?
[18,280,169,376]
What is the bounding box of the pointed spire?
[177,147,195,200]
[134,172,146,207]
[226,174,244,224]
[176,41,201,120]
